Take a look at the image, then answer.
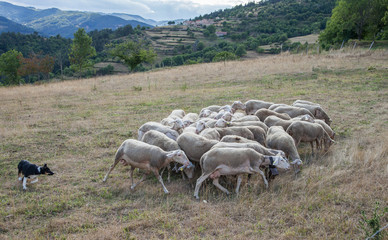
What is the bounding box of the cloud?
[5,0,251,20]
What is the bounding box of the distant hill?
[0,1,153,38]
[0,16,35,34]
[193,0,336,42]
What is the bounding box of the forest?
[0,0,387,85]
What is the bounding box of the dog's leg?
[30,176,38,184]
[18,169,22,181]
[22,177,28,190]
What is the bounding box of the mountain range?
[0,1,164,38]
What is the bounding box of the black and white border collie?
[18,160,54,190]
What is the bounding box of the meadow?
[0,50,387,239]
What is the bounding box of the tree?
[213,51,238,63]
[0,49,23,85]
[110,40,156,71]
[319,0,388,45]
[235,45,247,57]
[69,28,96,74]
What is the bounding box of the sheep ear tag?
[272,156,280,166]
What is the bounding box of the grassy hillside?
[0,50,387,239]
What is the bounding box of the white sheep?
[255,109,291,122]
[177,132,219,162]
[200,128,221,140]
[265,126,303,172]
[314,119,335,139]
[268,103,289,111]
[231,115,261,122]
[216,118,268,132]
[244,100,274,115]
[141,130,193,182]
[138,121,181,141]
[286,121,334,153]
[292,102,332,125]
[182,113,199,127]
[103,139,194,194]
[273,106,314,118]
[194,147,290,199]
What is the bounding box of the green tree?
[69,28,96,74]
[319,0,388,45]
[235,45,247,57]
[0,49,23,85]
[213,51,238,63]
[110,40,156,71]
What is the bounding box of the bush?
[96,65,114,76]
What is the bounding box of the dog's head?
[41,164,54,175]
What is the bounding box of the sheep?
[231,101,246,112]
[216,118,268,132]
[199,109,213,118]
[244,100,274,115]
[182,113,199,127]
[292,102,332,125]
[232,115,261,122]
[169,109,185,119]
[286,121,334,153]
[220,135,286,157]
[177,132,219,163]
[193,147,290,199]
[160,117,184,131]
[266,126,303,172]
[255,109,291,122]
[199,105,222,117]
[292,100,320,106]
[212,141,284,158]
[215,119,266,144]
[314,119,335,139]
[200,128,221,140]
[138,121,181,141]
[264,115,294,130]
[140,130,193,182]
[102,139,194,194]
[233,112,247,119]
[220,135,257,143]
[194,120,207,134]
[273,106,314,118]
[141,130,179,152]
[268,103,289,111]
[292,114,315,123]
[215,127,255,141]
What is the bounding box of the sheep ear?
[166,151,176,158]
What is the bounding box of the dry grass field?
[0,50,387,239]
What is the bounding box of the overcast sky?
[5,0,254,21]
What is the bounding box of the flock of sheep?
[103,99,335,199]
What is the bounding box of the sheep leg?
[235,175,242,195]
[310,141,314,155]
[153,170,169,194]
[257,169,268,189]
[194,173,212,199]
[103,159,121,182]
[212,177,230,195]
[130,166,135,186]
[131,172,148,190]
[160,165,171,183]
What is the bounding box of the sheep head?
[167,150,194,169]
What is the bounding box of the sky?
[5,0,254,21]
